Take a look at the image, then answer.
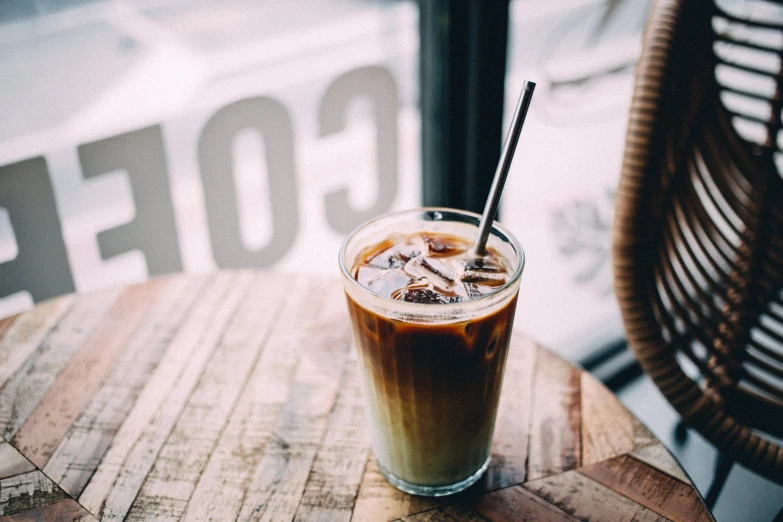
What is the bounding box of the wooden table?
[0,271,713,522]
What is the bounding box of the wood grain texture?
[581,372,635,465]
[0,471,67,517]
[351,457,447,522]
[439,506,492,522]
[124,272,290,522]
[479,333,537,490]
[631,443,690,484]
[0,498,96,522]
[293,347,370,522]
[473,485,580,522]
[78,272,252,520]
[42,276,208,498]
[0,439,55,519]
[527,348,582,480]
[0,315,19,342]
[399,505,491,522]
[0,441,35,479]
[12,281,167,468]
[0,271,711,521]
[0,289,121,441]
[524,468,669,522]
[178,276,327,522]
[633,418,658,450]
[580,454,711,522]
[235,283,352,522]
[0,296,73,391]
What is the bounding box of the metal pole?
[420,0,511,214]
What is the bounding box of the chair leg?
[704,453,734,510]
[673,420,689,446]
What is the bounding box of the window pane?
[503,0,650,359]
[0,0,420,317]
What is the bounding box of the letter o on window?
[198,97,298,268]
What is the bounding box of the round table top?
[0,271,713,522]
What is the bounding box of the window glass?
[503,0,650,359]
[0,0,420,317]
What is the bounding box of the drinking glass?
[339,208,524,496]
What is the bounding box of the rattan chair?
[612,0,783,492]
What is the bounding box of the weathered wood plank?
[293,349,370,522]
[0,471,67,516]
[633,418,658,450]
[351,457,447,522]
[12,280,168,468]
[441,505,493,522]
[0,288,121,440]
[524,468,669,522]
[631,509,673,522]
[179,276,328,522]
[581,372,634,466]
[0,498,97,522]
[124,272,292,522]
[0,296,74,391]
[234,283,352,522]
[473,485,580,522]
[294,506,351,522]
[580,455,712,522]
[0,442,34,479]
[399,511,454,522]
[527,348,581,481]
[0,271,713,521]
[398,509,459,522]
[0,439,90,520]
[398,505,492,522]
[77,272,253,521]
[0,314,18,342]
[631,444,690,484]
[478,333,537,491]
[43,275,208,497]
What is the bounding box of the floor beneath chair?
[617,377,783,522]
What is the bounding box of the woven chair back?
[613,0,783,482]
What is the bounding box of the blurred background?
[0,0,781,520]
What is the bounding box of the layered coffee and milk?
[345,231,518,488]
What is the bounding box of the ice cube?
[366,270,412,297]
[405,277,430,290]
[398,288,462,304]
[422,234,468,257]
[403,256,459,292]
[354,266,385,288]
[397,243,422,262]
[369,242,421,270]
[461,270,507,287]
[464,258,504,272]
[368,248,404,269]
[389,277,427,301]
[464,282,487,300]
[420,257,456,283]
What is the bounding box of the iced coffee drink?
[339,209,524,496]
